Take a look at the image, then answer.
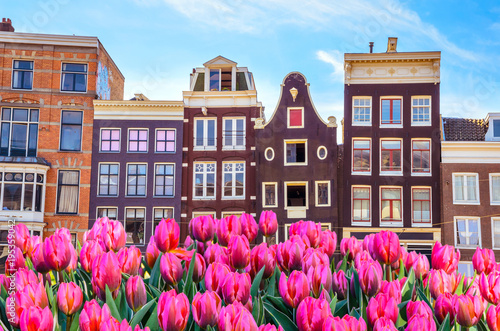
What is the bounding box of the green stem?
[386,264,392,282]
[66,315,73,331]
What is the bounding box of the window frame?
[284,139,308,166]
[56,169,80,215]
[154,163,175,198]
[60,62,88,93]
[155,128,176,153]
[352,96,372,126]
[123,207,146,246]
[264,147,275,161]
[96,206,118,220]
[127,128,149,153]
[411,96,432,126]
[490,173,500,205]
[380,96,403,128]
[99,128,121,153]
[262,182,278,208]
[222,117,246,150]
[352,185,371,226]
[380,138,403,175]
[193,162,216,200]
[411,139,431,176]
[0,107,39,157]
[287,107,304,128]
[494,119,500,138]
[59,110,83,152]
[315,180,331,207]
[0,170,45,213]
[411,187,432,227]
[192,211,216,219]
[194,118,217,151]
[317,146,328,160]
[352,138,371,175]
[454,216,481,249]
[153,207,175,232]
[12,59,34,90]
[126,163,147,197]
[222,161,245,199]
[221,211,245,218]
[97,163,119,197]
[491,217,500,250]
[452,173,480,205]
[284,181,309,210]
[380,186,403,227]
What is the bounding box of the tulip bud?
[373,317,397,331]
[14,223,31,255]
[363,234,375,257]
[232,307,259,331]
[276,236,306,272]
[358,260,383,297]
[354,250,374,270]
[228,235,251,270]
[15,268,41,292]
[146,236,160,268]
[259,211,278,237]
[411,253,430,279]
[372,231,400,265]
[240,213,258,243]
[487,304,500,331]
[296,296,332,331]
[367,293,398,327]
[340,236,362,261]
[217,215,242,247]
[259,324,284,331]
[80,240,105,273]
[218,302,246,331]
[158,289,190,331]
[222,272,251,305]
[79,300,112,331]
[332,270,348,300]
[428,269,461,300]
[323,315,367,331]
[302,248,329,272]
[473,247,497,275]
[117,246,142,275]
[43,232,72,272]
[307,264,332,298]
[57,282,83,316]
[291,221,322,248]
[405,315,436,331]
[19,306,53,331]
[479,272,500,305]
[431,241,460,274]
[185,253,206,284]
[204,243,228,265]
[154,218,180,253]
[205,262,231,295]
[65,244,78,273]
[454,293,485,327]
[91,251,122,300]
[126,276,147,312]
[98,220,127,252]
[4,245,25,276]
[319,230,337,260]
[250,243,276,279]
[192,291,222,329]
[160,252,183,286]
[279,270,310,309]
[191,215,216,242]
[406,300,433,321]
[379,280,402,304]
[435,293,455,325]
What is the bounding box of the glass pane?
[492,176,500,202]
[2,109,11,121]
[467,176,477,201]
[354,140,370,149]
[60,125,82,151]
[13,109,28,121]
[61,73,74,91]
[353,188,369,199]
[3,183,22,210]
[207,120,215,146]
[455,176,464,200]
[11,123,27,156]
[63,63,87,72]
[196,120,203,146]
[382,188,400,199]
[209,69,220,91]
[62,111,83,125]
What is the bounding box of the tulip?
[145,237,160,268]
[5,246,25,276]
[358,260,383,297]
[65,244,78,273]
[154,218,180,253]
[57,282,83,316]
[98,220,127,252]
[250,243,276,279]
[80,240,105,273]
[240,213,258,243]
[322,315,367,331]
[125,276,147,313]
[319,230,337,260]
[192,291,222,329]
[431,241,460,274]
[204,243,228,265]
[464,275,481,296]
[354,250,374,270]
[160,252,183,287]
[79,300,112,331]
[158,289,190,331]
[487,304,500,331]
[473,247,497,275]
[259,211,278,237]
[15,268,41,292]
[372,318,397,331]
[43,232,72,272]
[479,272,500,304]
[14,223,31,255]
[340,236,362,261]
[363,234,375,256]
[259,324,284,331]
[428,269,461,299]
[379,280,401,304]
[302,248,329,272]
[279,270,310,309]
[291,220,321,248]
[117,246,142,275]
[232,308,259,331]
[454,293,485,327]
[366,293,398,327]
[222,272,251,304]
[410,254,430,279]
[405,315,436,331]
[98,317,132,331]
[0,274,9,293]
[191,215,216,242]
[276,236,306,272]
[391,246,407,271]
[406,300,433,320]
[228,235,251,270]
[205,262,232,295]
[296,296,332,331]
[217,215,242,247]
[7,281,49,327]
[185,253,206,283]
[372,231,400,265]
[307,264,332,298]
[92,251,122,300]
[332,270,348,300]
[218,302,246,331]
[435,293,455,325]
[19,306,53,331]
[26,235,41,260]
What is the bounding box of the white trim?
[352,96,372,126]
[411,138,432,176]
[351,185,371,226]
[0,31,99,47]
[411,186,432,227]
[127,128,149,153]
[262,182,278,208]
[60,62,88,94]
[125,163,148,198]
[379,138,403,176]
[264,147,275,161]
[97,162,120,197]
[154,128,177,153]
[410,96,432,127]
[352,138,371,175]
[193,117,217,151]
[287,107,305,128]
[222,117,246,150]
[489,174,500,205]
[284,139,308,166]
[454,216,481,249]
[0,106,40,157]
[379,186,403,227]
[491,217,500,250]
[193,161,216,200]
[315,180,331,207]
[99,128,121,153]
[452,173,480,205]
[153,163,175,198]
[96,206,118,220]
[317,146,328,160]
[441,141,500,164]
[221,161,245,200]
[284,181,309,210]
[379,96,403,128]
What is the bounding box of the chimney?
[386,37,398,53]
[0,18,14,32]
[369,42,374,53]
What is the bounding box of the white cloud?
[316,50,344,82]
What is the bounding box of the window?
[223,162,245,198]
[209,69,220,91]
[61,63,87,92]
[12,60,33,90]
[412,140,431,174]
[127,164,147,196]
[285,182,308,208]
[315,181,330,207]
[285,140,307,165]
[412,188,431,225]
[155,164,174,197]
[453,174,479,204]
[155,129,175,153]
[124,208,145,245]
[60,110,83,151]
[97,207,117,220]
[380,187,402,225]
[98,164,119,196]
[57,170,79,214]
[380,140,402,173]
[153,207,174,229]
[223,118,245,149]
[352,139,370,173]
[457,263,474,277]
[455,217,480,248]
[221,211,245,218]
[317,146,327,160]
[411,96,431,125]
[71,233,77,247]
[128,129,148,152]
[194,162,216,199]
[494,120,500,138]
[490,174,500,205]
[381,98,402,125]
[209,68,231,91]
[352,186,370,224]
[492,218,500,249]
[1,171,44,212]
[194,118,216,150]
[288,108,304,128]
[262,182,277,208]
[192,211,216,219]
[264,147,274,161]
[100,129,120,152]
[0,108,38,157]
[352,97,371,125]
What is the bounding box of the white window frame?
[60,62,88,93]
[411,138,432,176]
[411,186,432,227]
[284,139,308,166]
[452,173,480,205]
[352,138,371,175]
[127,128,149,153]
[222,161,245,199]
[222,117,246,150]
[155,128,176,153]
[221,211,245,218]
[124,207,146,246]
[99,128,121,153]
[97,162,119,197]
[380,186,403,227]
[317,146,328,160]
[287,107,305,128]
[380,96,403,128]
[153,163,175,198]
[193,162,216,200]
[262,182,278,208]
[153,207,175,231]
[352,185,371,226]
[192,211,216,219]
[454,216,481,249]
[12,59,34,91]
[284,222,331,241]
[489,173,500,205]
[315,180,331,207]
[379,138,403,176]
[125,163,147,197]
[264,147,275,161]
[491,217,500,250]
[284,181,309,210]
[352,96,372,126]
[56,169,80,215]
[194,118,217,151]
[411,96,432,126]
[96,206,118,220]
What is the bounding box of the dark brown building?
[341,38,441,252]
[255,72,338,243]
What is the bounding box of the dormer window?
[494,119,500,138]
[209,69,232,91]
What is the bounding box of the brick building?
[0,20,124,245]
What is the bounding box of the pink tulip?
[276,236,306,272]
[126,276,147,312]
[19,306,53,331]
[80,240,105,273]
[26,235,41,260]
[232,308,259,331]
[185,252,206,284]
[428,269,461,299]
[435,293,455,325]
[296,296,332,331]
[5,246,25,276]
[91,251,122,300]
[302,248,329,272]
[259,211,278,237]
[222,272,251,305]
[411,254,430,279]
[405,315,436,331]
[279,270,310,309]
[57,282,83,315]
[332,270,348,300]
[406,300,433,320]
[192,291,222,329]
[487,304,500,331]
[43,232,72,271]
[454,293,485,327]
[14,223,31,255]
[307,264,332,298]
[354,250,374,270]
[117,246,142,275]
[228,235,251,270]
[250,243,276,279]
[340,236,362,261]
[372,231,400,265]
[204,243,229,265]
[158,289,190,331]
[479,272,500,304]
[473,247,497,275]
[98,317,133,331]
[218,302,246,331]
[363,234,375,256]
[99,220,127,252]
[154,218,180,253]
[372,318,397,331]
[358,260,383,297]
[205,262,231,296]
[319,230,337,260]
[379,280,401,304]
[217,215,242,247]
[259,324,284,331]
[431,241,460,274]
[240,213,258,243]
[79,300,112,331]
[367,293,398,327]
[15,268,41,292]
[160,252,183,286]
[191,215,216,242]
[291,220,321,248]
[322,315,367,331]
[65,244,78,273]
[143,238,159,269]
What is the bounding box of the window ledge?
[352,221,372,226]
[452,201,481,205]
[284,163,308,166]
[58,150,83,153]
[125,196,147,198]
[380,124,403,128]
[222,146,246,151]
[193,147,217,151]
[411,123,432,127]
[380,172,403,176]
[153,195,175,198]
[380,222,403,227]
[352,172,372,176]
[192,197,216,200]
[352,123,372,127]
[411,223,432,228]
[411,172,432,177]
[222,197,245,200]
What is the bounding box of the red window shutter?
[289,109,302,127]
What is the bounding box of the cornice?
[93,100,184,108]
[0,31,98,48]
[344,51,441,62]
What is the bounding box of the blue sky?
[3,0,500,129]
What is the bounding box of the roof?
[0,156,50,166]
[442,117,489,141]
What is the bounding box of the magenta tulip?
[160,252,183,286]
[19,306,53,331]
[117,245,142,275]
[379,280,402,304]
[332,270,348,300]
[358,260,383,297]
[487,304,500,331]
[79,300,112,331]
[125,276,147,312]
[302,248,329,272]
[228,235,251,270]
[307,264,332,298]
[410,253,430,279]
[473,247,497,275]
[57,282,83,315]
[296,296,332,331]
[428,269,461,299]
[373,318,397,331]
[479,271,500,304]
[91,251,122,300]
[340,236,362,261]
[372,231,400,265]
[204,243,228,265]
[185,252,206,283]
[240,213,258,243]
[435,293,455,325]
[250,243,276,279]
[99,220,127,252]
[454,293,485,327]
[192,291,222,329]
[80,240,105,273]
[322,315,367,331]
[259,211,278,237]
[279,270,310,309]
[259,324,284,331]
[222,272,251,304]
[217,215,242,247]
[191,215,215,242]
[232,307,259,331]
[154,218,180,253]
[43,232,72,271]
[367,293,398,327]
[14,223,31,255]
[319,230,337,259]
[205,262,231,295]
[218,302,246,331]
[157,289,190,331]
[405,315,436,331]
[406,300,433,320]
[431,241,460,274]
[146,236,160,268]
[15,268,41,292]
[276,236,306,272]
[65,244,78,273]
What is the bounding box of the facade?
[341,38,441,252]
[441,114,500,274]
[0,20,124,245]
[181,56,262,238]
[255,72,338,243]
[89,97,184,248]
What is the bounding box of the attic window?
[209,69,232,91]
[494,119,500,138]
[194,73,204,91]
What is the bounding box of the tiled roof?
[442,117,488,141]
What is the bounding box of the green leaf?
[334,299,348,317]
[437,314,451,331]
[267,270,276,297]
[349,307,361,319]
[398,259,406,280]
[477,320,489,331]
[397,300,409,326]
[330,294,338,316]
[337,249,349,272]
[252,295,262,325]
[0,296,13,331]
[105,285,122,320]
[251,266,266,298]
[263,302,298,331]
[401,268,415,302]
[265,296,291,316]
[130,299,156,329]
[148,252,163,288]
[145,305,159,330]
[69,311,80,331]
[0,282,7,301]
[416,287,433,312]
[454,272,467,295]
[183,251,196,297]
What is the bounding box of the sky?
[2,0,500,133]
